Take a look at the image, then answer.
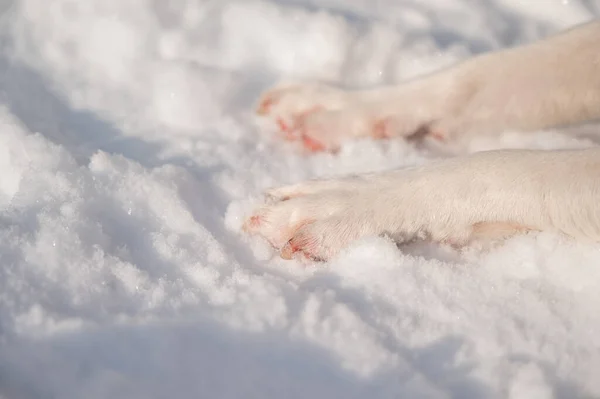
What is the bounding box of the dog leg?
[256,21,600,152]
[245,148,600,261]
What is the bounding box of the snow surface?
[0,0,600,398]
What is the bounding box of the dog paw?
[256,82,376,152]
[243,152,544,262]
[243,177,379,261]
[243,172,470,262]
[256,82,349,125]
[255,82,454,152]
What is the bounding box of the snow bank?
[0,0,599,398]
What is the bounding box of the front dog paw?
[242,177,375,261]
[242,170,473,262]
[255,82,351,151]
[243,152,542,262]
[255,82,405,152]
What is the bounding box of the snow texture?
[0,0,599,398]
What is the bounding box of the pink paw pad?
[257,97,275,115]
[280,229,323,261]
[372,118,393,139]
[242,215,263,232]
[301,134,326,152]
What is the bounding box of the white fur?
[247,20,600,261]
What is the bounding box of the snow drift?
[0,0,599,398]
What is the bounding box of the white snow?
[0,0,599,398]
